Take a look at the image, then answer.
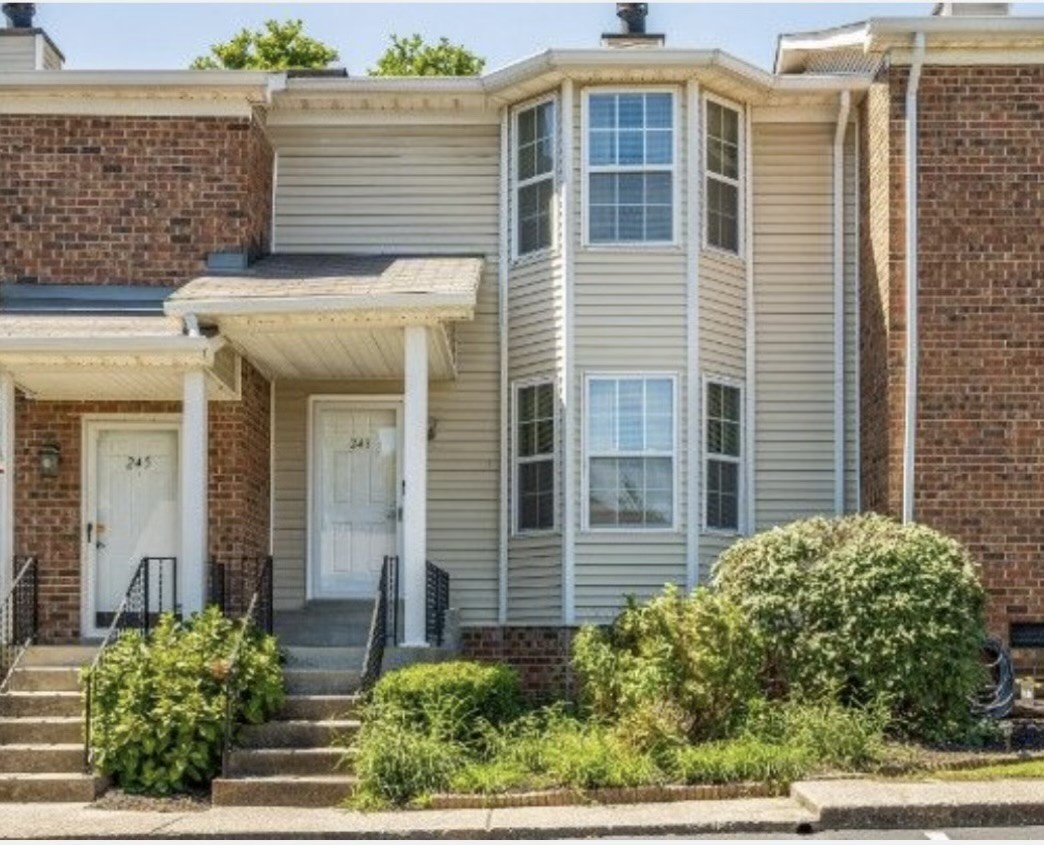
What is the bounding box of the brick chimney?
[0,3,64,70]
[602,3,665,48]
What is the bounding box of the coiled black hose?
[973,636,1015,720]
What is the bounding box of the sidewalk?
[2,779,1044,838]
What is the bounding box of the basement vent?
[1010,622,1044,649]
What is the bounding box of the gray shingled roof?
[168,254,484,305]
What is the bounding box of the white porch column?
[0,372,14,597]
[402,324,429,646]
[180,369,208,615]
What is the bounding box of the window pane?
[617,380,644,450]
[646,93,672,128]
[589,129,615,166]
[518,108,536,145]
[589,94,616,129]
[536,382,554,419]
[536,101,554,138]
[706,458,739,531]
[590,204,616,243]
[646,130,672,165]
[518,143,536,182]
[518,182,538,218]
[720,104,739,145]
[706,100,741,180]
[645,206,671,242]
[536,137,555,176]
[590,172,617,205]
[707,179,739,253]
[645,172,672,205]
[618,129,644,165]
[618,173,644,205]
[588,379,615,451]
[618,94,644,129]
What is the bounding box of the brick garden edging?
[427,781,784,810]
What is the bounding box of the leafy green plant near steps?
[83,607,283,794]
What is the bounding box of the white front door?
[311,402,400,599]
[84,423,180,635]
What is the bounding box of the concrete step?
[0,692,82,718]
[239,719,359,749]
[7,667,81,693]
[0,773,104,802]
[0,717,82,745]
[283,669,361,696]
[226,747,349,777]
[277,695,360,721]
[211,774,356,808]
[21,646,96,668]
[0,744,83,773]
[282,646,365,670]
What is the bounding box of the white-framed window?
[585,90,676,245]
[584,374,677,530]
[704,95,742,254]
[513,97,556,259]
[703,377,743,533]
[513,378,556,533]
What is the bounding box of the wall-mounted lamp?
[427,416,438,442]
[39,442,60,478]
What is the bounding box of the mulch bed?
[91,787,210,813]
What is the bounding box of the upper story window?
[704,378,742,533]
[514,380,556,533]
[586,91,675,245]
[704,97,742,254]
[514,99,556,258]
[585,375,676,530]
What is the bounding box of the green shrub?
[668,738,813,785]
[713,514,986,742]
[742,697,887,770]
[84,607,283,794]
[572,585,761,743]
[369,661,522,744]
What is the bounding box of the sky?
[36,2,1044,74]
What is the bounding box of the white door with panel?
[86,425,180,634]
[312,403,400,598]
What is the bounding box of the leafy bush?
[668,738,813,785]
[84,607,283,794]
[572,585,761,743]
[369,661,522,744]
[713,514,986,742]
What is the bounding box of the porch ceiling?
[0,315,238,400]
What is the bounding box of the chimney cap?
[2,3,35,29]
[617,3,648,35]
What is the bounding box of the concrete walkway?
[1,779,1044,838]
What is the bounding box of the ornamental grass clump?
[83,607,283,794]
[713,514,986,742]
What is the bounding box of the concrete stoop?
[212,649,362,808]
[0,646,106,802]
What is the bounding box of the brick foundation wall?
[0,114,273,286]
[13,367,271,642]
[460,626,577,701]
[860,65,1044,665]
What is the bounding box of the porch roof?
[0,315,237,400]
[165,254,483,322]
[164,254,483,382]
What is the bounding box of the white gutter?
[0,70,273,90]
[902,32,926,525]
[832,90,851,517]
[497,107,510,626]
[560,79,576,627]
[164,291,477,317]
[0,334,219,356]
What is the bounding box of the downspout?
[561,79,576,626]
[902,32,925,524]
[497,108,510,625]
[832,90,851,517]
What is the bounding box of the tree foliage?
[191,19,339,71]
[369,34,485,77]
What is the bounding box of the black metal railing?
[361,555,397,691]
[425,560,450,647]
[207,556,273,634]
[83,556,178,773]
[0,556,38,692]
[220,556,275,776]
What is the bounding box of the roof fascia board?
[165,292,477,318]
[0,334,221,357]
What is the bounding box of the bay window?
[514,380,555,532]
[704,97,742,254]
[514,99,556,258]
[704,378,742,532]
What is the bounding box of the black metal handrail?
[425,560,450,647]
[83,556,178,773]
[361,555,397,692]
[0,556,38,693]
[207,556,273,633]
[220,555,274,776]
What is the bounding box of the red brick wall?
[0,114,273,286]
[461,627,577,702]
[13,366,271,642]
[860,65,1044,661]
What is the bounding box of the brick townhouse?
[0,1,1042,687]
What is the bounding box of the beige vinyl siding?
[268,123,500,625]
[571,85,689,622]
[752,122,837,527]
[844,127,859,511]
[0,34,35,71]
[271,125,499,253]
